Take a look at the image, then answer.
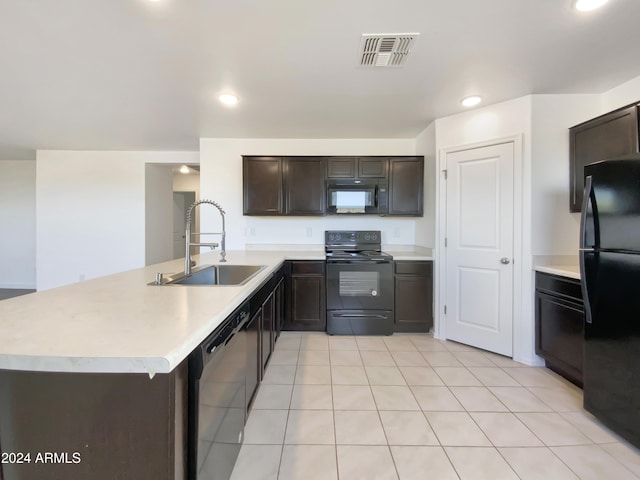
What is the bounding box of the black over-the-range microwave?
[326,179,388,215]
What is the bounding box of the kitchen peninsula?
[0,247,432,480]
[0,250,323,480]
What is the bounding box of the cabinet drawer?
[395,261,432,276]
[291,260,325,275]
[535,272,582,302]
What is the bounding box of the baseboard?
[0,282,37,289]
[513,354,545,367]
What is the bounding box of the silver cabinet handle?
[500,258,511,265]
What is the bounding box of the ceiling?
[1,0,639,160]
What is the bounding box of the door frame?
[435,134,530,363]
[173,191,197,260]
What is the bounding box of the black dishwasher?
[188,301,249,480]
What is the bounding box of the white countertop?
[0,248,433,375]
[387,251,434,261]
[0,250,323,375]
[534,264,581,280]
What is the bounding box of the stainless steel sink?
[151,264,266,286]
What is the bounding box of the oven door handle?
[332,313,389,319]
[327,260,391,264]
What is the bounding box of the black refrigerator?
[580,156,640,448]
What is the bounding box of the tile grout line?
[258,333,640,480]
[327,339,340,480]
[274,335,299,480]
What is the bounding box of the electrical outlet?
[306,227,312,237]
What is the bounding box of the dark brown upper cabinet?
[359,157,388,178]
[244,155,423,216]
[284,157,326,215]
[243,156,283,215]
[388,157,424,216]
[570,104,639,212]
[326,157,357,178]
[326,157,388,179]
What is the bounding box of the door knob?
[500,257,511,265]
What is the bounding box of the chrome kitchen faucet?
[184,199,226,276]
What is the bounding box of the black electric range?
[324,230,394,335]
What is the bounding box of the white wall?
[531,95,601,256]
[145,164,174,265]
[199,139,417,250]
[173,171,200,197]
[529,76,640,256]
[36,150,198,290]
[414,122,436,249]
[602,74,640,112]
[0,160,36,288]
[434,96,536,365]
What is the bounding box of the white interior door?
[444,142,514,356]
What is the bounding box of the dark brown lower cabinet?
[535,272,584,387]
[261,291,275,375]
[0,363,188,480]
[274,276,286,342]
[247,264,287,412]
[284,261,326,331]
[394,261,433,332]
[246,308,261,412]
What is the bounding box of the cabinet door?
[327,157,356,178]
[285,261,326,331]
[570,105,639,212]
[394,261,433,332]
[261,291,275,375]
[289,276,326,331]
[246,310,261,410]
[535,291,584,386]
[284,157,326,215]
[243,156,283,215]
[358,157,388,178]
[388,157,424,216]
[274,277,285,343]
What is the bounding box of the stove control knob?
[371,289,378,297]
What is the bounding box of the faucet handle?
[154,272,176,285]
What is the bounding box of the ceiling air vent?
[359,33,419,67]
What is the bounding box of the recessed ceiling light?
[461,96,482,108]
[179,165,190,174]
[574,0,609,12]
[219,94,238,106]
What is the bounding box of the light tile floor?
[231,332,640,480]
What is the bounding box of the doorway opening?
[145,164,200,266]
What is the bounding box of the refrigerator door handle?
[580,175,593,250]
[580,175,594,324]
